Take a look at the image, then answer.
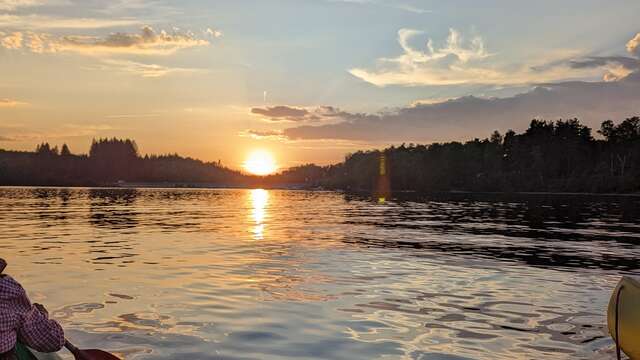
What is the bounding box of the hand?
[34,303,49,316]
[0,258,6,274]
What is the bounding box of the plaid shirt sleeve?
[16,305,65,353]
[0,303,18,354]
[0,276,65,354]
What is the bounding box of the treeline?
[304,117,640,193]
[0,138,254,186]
[1,117,639,193]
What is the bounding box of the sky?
[1,0,640,170]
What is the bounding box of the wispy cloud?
[251,106,310,121]
[0,123,114,143]
[567,56,638,81]
[392,3,430,14]
[205,28,222,38]
[97,59,205,78]
[0,98,27,107]
[105,113,163,119]
[62,123,114,132]
[328,0,430,14]
[0,26,216,55]
[99,0,163,13]
[0,14,140,29]
[349,28,628,87]
[97,0,180,19]
[240,129,285,140]
[250,105,351,122]
[0,0,43,11]
[55,26,210,55]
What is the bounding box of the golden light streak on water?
[249,189,269,240]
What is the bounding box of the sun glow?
[244,149,277,175]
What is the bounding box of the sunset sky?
[1,0,640,170]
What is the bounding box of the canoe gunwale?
[608,276,640,360]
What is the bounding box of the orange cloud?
[0,26,216,55]
[0,98,27,107]
[0,31,22,49]
[627,32,640,58]
[58,26,210,55]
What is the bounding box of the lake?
[1,187,639,359]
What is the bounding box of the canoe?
[15,343,62,360]
[608,276,640,359]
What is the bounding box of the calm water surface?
[1,187,639,359]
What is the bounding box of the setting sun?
[243,150,278,176]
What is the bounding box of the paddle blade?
[76,349,122,360]
[65,341,122,360]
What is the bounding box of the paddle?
[64,340,121,360]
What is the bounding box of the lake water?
[1,187,639,359]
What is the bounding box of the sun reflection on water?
[1,188,635,359]
[249,189,269,239]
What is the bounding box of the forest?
[1,117,639,193]
[309,116,640,193]
[0,138,254,187]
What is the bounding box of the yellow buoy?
[608,276,640,359]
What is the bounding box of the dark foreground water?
[1,187,639,359]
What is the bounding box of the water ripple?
[1,187,638,359]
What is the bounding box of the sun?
[244,149,278,176]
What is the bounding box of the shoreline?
[1,184,640,197]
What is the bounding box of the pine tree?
[60,144,71,156]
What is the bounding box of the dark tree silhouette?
[598,117,640,179]
[1,117,639,192]
[293,117,640,193]
[89,138,139,181]
[35,143,58,156]
[60,144,72,156]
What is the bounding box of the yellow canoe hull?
[608,276,640,359]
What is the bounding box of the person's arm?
[0,263,65,353]
[17,302,65,353]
